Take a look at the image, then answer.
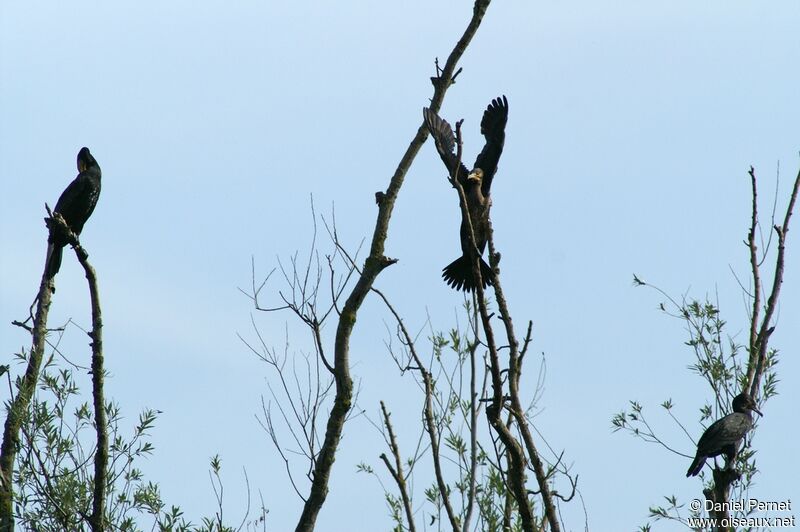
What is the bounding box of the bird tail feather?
[686,454,705,477]
[442,255,494,292]
[45,243,63,278]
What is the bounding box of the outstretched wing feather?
[474,95,508,196]
[423,107,469,183]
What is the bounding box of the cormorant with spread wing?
[423,96,508,292]
[686,392,762,477]
[46,147,102,277]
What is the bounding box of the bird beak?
[467,172,481,183]
[752,405,763,417]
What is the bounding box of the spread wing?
[473,95,508,197]
[423,107,469,184]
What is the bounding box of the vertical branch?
[450,123,538,532]
[1,285,55,530]
[708,166,799,530]
[501,415,514,532]
[705,468,741,532]
[461,304,480,532]
[419,358,459,532]
[79,250,107,531]
[746,167,761,371]
[2,211,109,531]
[487,227,561,532]
[372,288,459,532]
[294,1,494,530]
[0,220,58,530]
[379,402,417,532]
[748,166,799,396]
[26,214,108,530]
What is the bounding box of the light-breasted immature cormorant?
[686,392,762,477]
[423,96,508,292]
[46,147,102,277]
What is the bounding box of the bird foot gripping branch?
[45,211,89,263]
[429,58,462,89]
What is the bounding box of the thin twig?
[372,287,460,532]
[749,165,800,396]
[379,402,417,532]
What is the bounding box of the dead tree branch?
[379,402,417,532]
[0,212,58,529]
[63,219,108,532]
[705,165,799,529]
[1,209,108,531]
[487,226,561,532]
[372,288,460,532]
[293,2,495,530]
[747,165,799,396]
[449,120,541,532]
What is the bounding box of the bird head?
[732,392,763,417]
[77,147,96,172]
[467,168,484,185]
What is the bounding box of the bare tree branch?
[293,2,495,530]
[1,210,58,529]
[371,288,460,532]
[449,117,540,532]
[379,402,417,532]
[60,215,109,532]
[748,165,800,396]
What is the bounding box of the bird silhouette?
[686,392,762,477]
[423,96,508,292]
[46,147,102,277]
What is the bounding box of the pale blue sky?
[2,2,799,530]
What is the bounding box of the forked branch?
[291,2,496,529]
[747,165,800,396]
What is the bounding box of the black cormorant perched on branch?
[686,392,762,477]
[45,147,102,277]
[423,96,508,292]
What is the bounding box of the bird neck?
[466,182,484,204]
